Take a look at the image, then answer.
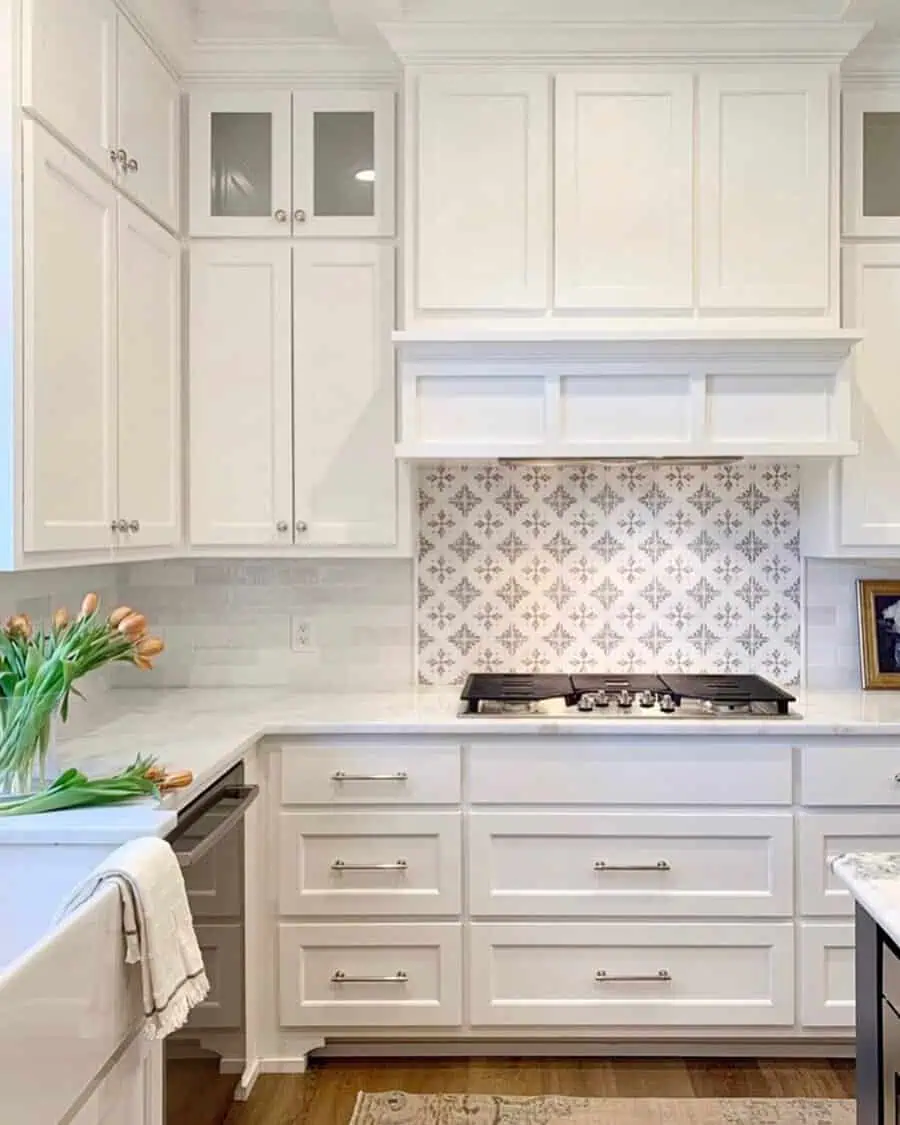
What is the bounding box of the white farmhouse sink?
[0,860,144,1125]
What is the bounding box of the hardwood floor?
[204,1057,855,1125]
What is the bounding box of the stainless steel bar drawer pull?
[595,969,672,983]
[331,970,408,984]
[594,860,671,872]
[331,859,408,872]
[331,771,409,782]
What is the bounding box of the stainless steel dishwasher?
[164,764,258,1124]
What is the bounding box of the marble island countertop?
[832,853,900,947]
[5,684,900,845]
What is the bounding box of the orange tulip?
[79,592,99,619]
[118,613,147,639]
[137,636,164,658]
[52,607,69,631]
[108,606,132,628]
[134,656,154,671]
[5,614,32,640]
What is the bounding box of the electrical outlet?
[290,617,317,654]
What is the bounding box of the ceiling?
[184,0,900,47]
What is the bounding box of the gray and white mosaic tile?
[416,462,801,686]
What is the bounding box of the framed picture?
[858,579,900,688]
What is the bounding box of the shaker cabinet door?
[22,0,117,175]
[554,72,694,312]
[117,15,180,231]
[293,90,395,237]
[410,72,550,316]
[844,90,900,238]
[293,242,397,546]
[698,70,830,315]
[117,201,181,549]
[189,241,293,545]
[23,123,118,554]
[840,244,900,548]
[189,91,292,237]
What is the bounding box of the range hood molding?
[395,328,862,462]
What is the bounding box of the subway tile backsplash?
[417,462,802,686]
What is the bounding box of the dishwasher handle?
[170,785,259,869]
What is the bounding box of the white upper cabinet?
[293,242,397,547]
[409,72,550,316]
[22,1,179,231]
[190,91,293,237]
[839,244,900,548]
[843,90,900,238]
[116,15,180,231]
[23,123,118,554]
[22,0,117,175]
[698,70,831,315]
[189,241,294,545]
[117,201,181,549]
[554,73,694,312]
[293,91,395,237]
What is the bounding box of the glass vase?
[0,702,60,799]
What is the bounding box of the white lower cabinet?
[469,922,795,1027]
[469,811,793,918]
[278,923,462,1027]
[71,1037,163,1125]
[279,811,462,916]
[797,810,900,915]
[799,923,856,1029]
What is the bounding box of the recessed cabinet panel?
[560,375,692,444]
[555,73,693,311]
[799,923,855,1028]
[23,123,117,553]
[844,91,900,237]
[190,92,292,236]
[699,71,830,314]
[22,0,116,174]
[412,73,550,314]
[117,203,180,548]
[294,91,395,236]
[116,16,179,231]
[292,242,396,547]
[840,245,900,547]
[189,242,293,545]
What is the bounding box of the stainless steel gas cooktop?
[458,673,799,719]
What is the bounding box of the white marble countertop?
[832,853,900,946]
[5,684,900,845]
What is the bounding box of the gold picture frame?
[858,579,900,689]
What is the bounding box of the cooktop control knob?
[639,690,656,709]
[594,690,609,708]
[577,694,595,712]
[659,693,677,714]
[617,690,633,709]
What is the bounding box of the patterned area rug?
[350,1094,856,1125]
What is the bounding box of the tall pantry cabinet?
[187,90,404,552]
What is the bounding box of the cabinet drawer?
[469,811,793,918]
[798,811,900,915]
[469,740,792,805]
[278,923,462,1028]
[279,811,461,916]
[801,746,900,806]
[280,743,460,805]
[799,923,855,1028]
[469,922,794,1027]
[179,923,242,1031]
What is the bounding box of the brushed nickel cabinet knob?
[128,519,140,533]
[274,209,288,223]
[295,520,308,533]
[276,520,289,532]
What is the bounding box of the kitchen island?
[833,854,900,1125]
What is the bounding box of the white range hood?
[394,327,862,462]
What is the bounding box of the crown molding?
[842,36,900,80]
[183,39,400,85]
[119,0,193,74]
[378,19,873,65]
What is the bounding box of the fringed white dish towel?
[57,836,210,1039]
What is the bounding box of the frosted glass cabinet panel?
[844,91,900,237]
[293,91,395,236]
[190,91,292,236]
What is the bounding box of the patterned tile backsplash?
[417,461,802,686]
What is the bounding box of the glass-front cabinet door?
[292,91,395,236]
[190,91,292,236]
[844,90,900,237]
